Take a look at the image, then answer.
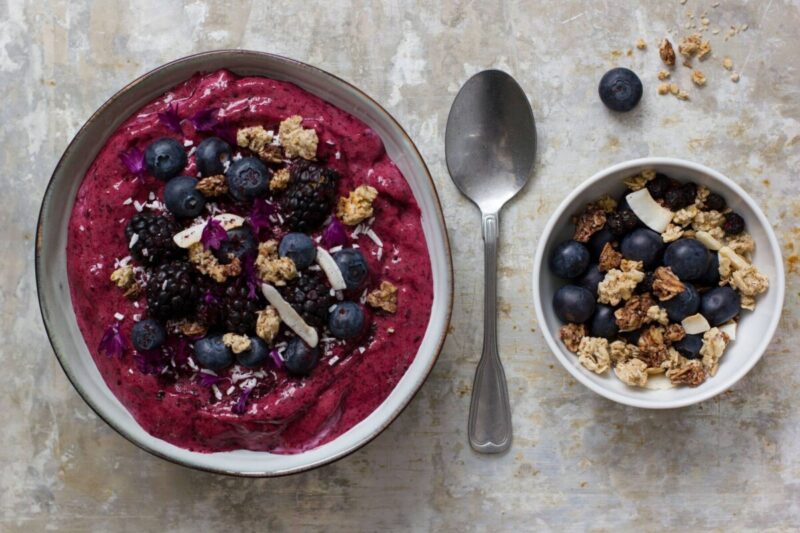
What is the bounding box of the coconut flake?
[173,214,244,248]
[626,188,673,232]
[696,230,723,251]
[682,313,711,335]
[719,321,737,340]
[261,283,319,347]
[316,247,347,290]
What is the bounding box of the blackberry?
[146,261,200,320]
[722,212,745,235]
[281,271,334,327]
[664,187,692,210]
[196,282,224,329]
[646,173,672,199]
[705,193,726,211]
[125,213,182,266]
[606,209,640,237]
[221,284,261,334]
[280,161,339,232]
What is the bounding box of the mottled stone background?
[2,0,799,530]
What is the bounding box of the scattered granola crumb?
[659,38,676,67]
[615,358,649,387]
[577,337,611,374]
[598,242,622,272]
[560,323,586,353]
[722,57,734,70]
[652,266,685,301]
[658,83,671,95]
[176,320,207,337]
[661,223,684,243]
[676,89,690,101]
[367,281,398,313]
[255,306,281,343]
[110,265,141,300]
[255,240,297,286]
[730,72,740,83]
[595,195,618,213]
[673,205,699,226]
[337,185,379,226]
[635,38,647,50]
[700,327,730,376]
[691,69,707,86]
[222,333,251,354]
[637,326,670,368]
[623,172,652,191]
[278,115,319,160]
[269,167,291,192]
[573,205,607,243]
[609,340,639,363]
[597,261,645,306]
[692,209,725,232]
[237,126,273,153]
[196,174,228,197]
[669,83,680,95]
[645,305,670,326]
[188,243,242,283]
[615,293,655,332]
[657,70,671,81]
[667,359,706,386]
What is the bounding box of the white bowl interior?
[533,158,784,409]
[37,51,452,475]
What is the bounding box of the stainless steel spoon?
[445,70,536,454]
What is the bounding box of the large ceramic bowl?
[533,157,784,409]
[36,51,453,476]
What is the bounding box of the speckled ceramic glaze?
[37,50,453,476]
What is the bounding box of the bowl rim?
[35,50,454,476]
[532,156,785,409]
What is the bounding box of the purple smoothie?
[66,69,433,453]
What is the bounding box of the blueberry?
[622,329,641,346]
[328,301,366,339]
[236,337,270,368]
[662,283,700,322]
[695,253,720,287]
[279,233,317,269]
[607,210,641,237]
[549,240,590,279]
[226,157,270,202]
[646,173,672,200]
[283,338,320,376]
[553,285,596,323]
[164,175,206,218]
[700,286,741,326]
[193,335,234,370]
[333,248,369,290]
[673,334,703,359]
[588,226,615,259]
[145,137,187,180]
[663,238,710,281]
[589,304,619,339]
[131,319,166,352]
[723,212,745,235]
[705,193,726,212]
[577,265,604,297]
[217,226,257,262]
[620,228,665,269]
[195,137,232,176]
[598,68,643,112]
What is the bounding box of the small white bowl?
[533,157,785,409]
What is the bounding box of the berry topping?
[280,160,339,232]
[620,228,664,270]
[221,284,261,334]
[145,261,201,320]
[236,336,270,368]
[598,68,643,112]
[193,335,234,370]
[722,212,745,235]
[131,319,166,352]
[661,283,700,322]
[226,157,270,202]
[164,176,206,218]
[636,270,655,295]
[553,285,596,324]
[589,304,619,339]
[673,334,703,359]
[328,301,366,339]
[577,265,604,297]
[695,253,720,287]
[283,338,320,376]
[195,137,232,176]
[217,226,257,263]
[588,226,615,259]
[664,186,693,210]
[279,233,317,270]
[549,240,590,279]
[700,286,742,326]
[144,137,187,181]
[663,238,710,281]
[645,173,673,199]
[704,192,726,211]
[606,209,640,237]
[125,212,182,266]
[333,248,369,290]
[281,270,334,328]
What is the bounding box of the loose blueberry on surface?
[553,285,596,324]
[333,248,369,290]
[700,286,741,326]
[577,265,605,297]
[131,319,166,352]
[662,282,700,322]
[279,233,317,269]
[328,301,366,339]
[620,228,665,269]
[145,137,187,181]
[236,337,270,368]
[549,240,590,279]
[226,157,270,202]
[663,238,710,281]
[195,137,232,176]
[589,304,619,339]
[722,212,745,235]
[588,226,615,259]
[598,68,643,112]
[704,193,726,212]
[193,335,234,370]
[283,338,320,376]
[164,175,206,218]
[217,226,257,263]
[673,334,703,359]
[695,253,720,287]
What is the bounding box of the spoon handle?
[468,212,512,454]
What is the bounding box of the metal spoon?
[445,70,536,454]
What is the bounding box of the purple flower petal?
[242,252,260,300]
[171,336,190,364]
[203,290,219,305]
[119,147,146,180]
[157,103,183,134]
[201,218,227,251]
[232,386,254,415]
[249,199,276,240]
[98,322,125,358]
[322,217,348,248]
[190,108,219,133]
[133,348,167,375]
[197,371,226,387]
[269,349,284,370]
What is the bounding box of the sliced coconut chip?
[719,246,749,270]
[315,247,347,290]
[719,321,737,341]
[682,313,711,335]
[695,230,723,251]
[172,214,245,248]
[643,373,675,390]
[261,283,318,347]
[626,188,673,233]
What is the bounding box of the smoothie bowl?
[36,51,452,475]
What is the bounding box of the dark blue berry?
[226,157,270,202]
[279,233,317,269]
[193,335,234,370]
[622,329,641,346]
[145,137,187,180]
[283,338,320,376]
[646,173,673,200]
[700,286,741,326]
[695,253,720,287]
[589,304,619,339]
[588,226,615,258]
[328,301,366,339]
[663,238,710,281]
[674,334,704,359]
[164,175,206,218]
[662,283,700,322]
[553,285,596,323]
[620,228,664,269]
[723,212,745,235]
[217,226,256,263]
[333,248,369,290]
[549,240,590,279]
[195,137,232,176]
[598,68,643,112]
[705,193,726,211]
[236,337,270,368]
[577,265,604,297]
[131,319,166,352]
[606,209,640,237]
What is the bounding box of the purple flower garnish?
[197,371,226,387]
[242,252,260,300]
[119,147,146,180]
[248,199,276,240]
[269,349,284,370]
[189,107,219,133]
[322,217,348,248]
[171,336,190,364]
[232,386,254,415]
[201,218,227,251]
[203,290,219,305]
[157,103,182,134]
[98,322,125,358]
[133,348,167,375]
